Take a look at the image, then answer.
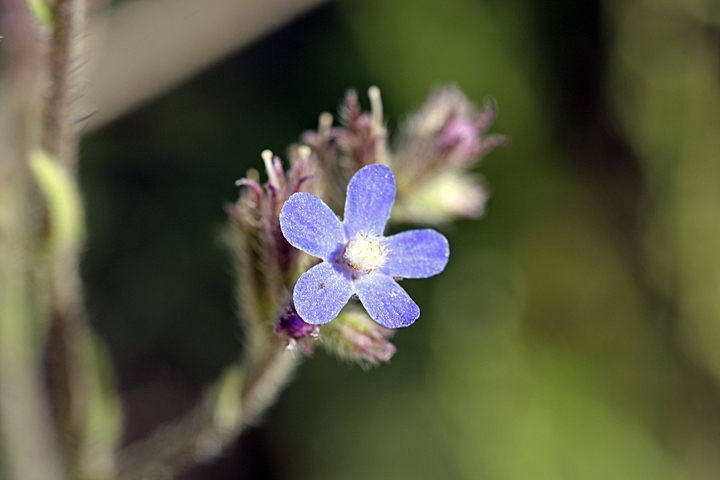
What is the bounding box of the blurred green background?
[79,0,720,478]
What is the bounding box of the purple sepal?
[276,308,317,340]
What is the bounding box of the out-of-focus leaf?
[29,149,84,249]
[26,0,54,28]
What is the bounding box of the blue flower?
[279,164,449,328]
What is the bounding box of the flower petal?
[343,164,395,238]
[293,262,354,324]
[378,229,449,278]
[354,274,419,328]
[280,192,346,260]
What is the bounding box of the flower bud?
[275,305,320,354]
[320,308,397,367]
[392,172,489,223]
[226,150,319,332]
[390,85,505,224]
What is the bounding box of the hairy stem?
[41,0,98,477]
[240,335,299,426]
[43,0,85,171]
[116,340,298,480]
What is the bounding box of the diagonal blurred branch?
[117,337,298,480]
[83,0,330,130]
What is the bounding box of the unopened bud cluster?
[228,85,503,366]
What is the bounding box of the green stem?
[39,0,104,478]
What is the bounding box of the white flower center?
[344,234,385,273]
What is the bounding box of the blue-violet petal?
[343,164,395,238]
[354,274,420,328]
[293,262,354,324]
[378,229,450,279]
[280,192,346,261]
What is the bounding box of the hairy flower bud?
[320,308,397,367]
[226,149,319,331]
[390,85,505,224]
[275,305,320,354]
[332,87,388,169]
[392,172,489,223]
[297,87,390,212]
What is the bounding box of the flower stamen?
[344,234,385,273]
